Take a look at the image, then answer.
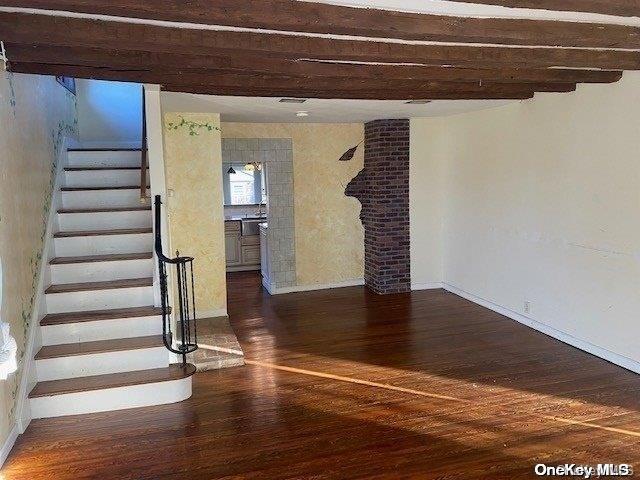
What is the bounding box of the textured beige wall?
[221,123,364,286]
[163,113,226,315]
[0,73,77,445]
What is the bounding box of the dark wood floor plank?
[45,277,152,294]
[5,272,639,479]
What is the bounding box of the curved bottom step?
[29,364,196,419]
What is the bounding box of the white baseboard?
[0,424,18,468]
[443,283,640,375]
[411,282,444,291]
[272,278,365,295]
[226,265,260,273]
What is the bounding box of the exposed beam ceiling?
[161,86,539,101]
[5,44,624,85]
[0,0,637,100]
[9,62,578,99]
[443,1,640,18]
[1,0,639,48]
[2,13,638,71]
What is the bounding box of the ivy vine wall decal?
[1,73,79,424]
[6,72,16,116]
[166,115,221,136]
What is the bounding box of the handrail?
[140,85,149,202]
[154,195,198,365]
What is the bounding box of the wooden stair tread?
[65,167,146,171]
[35,335,164,360]
[68,148,142,152]
[54,227,152,238]
[41,306,164,326]
[50,252,153,265]
[46,277,153,294]
[28,364,196,398]
[61,186,139,191]
[57,206,151,214]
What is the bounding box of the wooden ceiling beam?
[161,85,537,101]
[1,0,639,49]
[443,1,640,18]
[4,43,624,85]
[7,62,578,95]
[1,13,639,71]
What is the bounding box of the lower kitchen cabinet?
[225,232,241,265]
[225,220,261,271]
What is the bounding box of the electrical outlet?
[524,301,532,315]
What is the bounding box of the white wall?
[77,79,142,148]
[410,118,445,288]
[411,72,640,368]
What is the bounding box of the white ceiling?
[160,91,518,123]
[303,0,640,26]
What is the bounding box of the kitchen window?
[222,162,266,205]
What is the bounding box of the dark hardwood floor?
[4,271,639,479]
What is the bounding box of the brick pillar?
[346,119,410,294]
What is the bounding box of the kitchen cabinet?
[225,221,241,266]
[225,220,261,271]
[225,232,241,265]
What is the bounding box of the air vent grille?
[279,98,307,103]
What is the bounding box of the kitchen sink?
[241,218,265,236]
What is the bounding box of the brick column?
[346,119,410,294]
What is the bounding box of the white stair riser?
[42,315,163,345]
[64,170,149,188]
[61,189,142,209]
[67,151,142,168]
[36,347,168,381]
[46,286,154,314]
[29,376,192,419]
[54,233,153,256]
[57,211,152,231]
[51,259,154,284]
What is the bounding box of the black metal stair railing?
[154,195,198,364]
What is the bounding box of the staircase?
[28,149,195,419]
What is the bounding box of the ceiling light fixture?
[296,111,309,117]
